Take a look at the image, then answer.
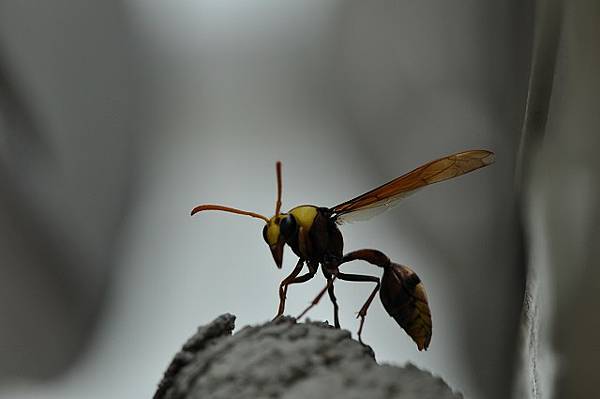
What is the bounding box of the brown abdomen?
[380,263,432,350]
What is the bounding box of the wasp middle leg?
[296,273,337,321]
[296,249,387,341]
[296,269,379,341]
[296,257,342,327]
[322,268,340,328]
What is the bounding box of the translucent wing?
[332,150,495,224]
[334,189,419,225]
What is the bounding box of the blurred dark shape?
[515,0,563,190]
[0,49,49,172]
[0,0,143,381]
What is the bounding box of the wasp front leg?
[274,259,317,319]
[275,259,303,318]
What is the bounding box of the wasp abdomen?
[380,263,432,351]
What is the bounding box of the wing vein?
[331,150,494,224]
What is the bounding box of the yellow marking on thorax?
[289,206,318,231]
[290,206,318,258]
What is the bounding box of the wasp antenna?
[191,204,269,223]
[275,161,283,215]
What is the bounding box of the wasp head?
[191,160,289,269]
[262,213,297,268]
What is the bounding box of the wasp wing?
[332,190,419,225]
[331,150,495,224]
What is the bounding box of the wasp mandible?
[191,150,495,350]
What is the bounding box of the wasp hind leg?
[335,250,388,343]
[335,272,380,343]
[339,249,432,351]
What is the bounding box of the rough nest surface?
[154,314,461,399]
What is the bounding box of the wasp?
[191,150,495,350]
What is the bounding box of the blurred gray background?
[0,1,597,398]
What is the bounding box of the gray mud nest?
[154,314,460,399]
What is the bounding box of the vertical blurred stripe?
[514,0,600,398]
[513,1,563,398]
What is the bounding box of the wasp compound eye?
[262,224,269,243]
[279,214,297,239]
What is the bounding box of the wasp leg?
[280,271,318,319]
[275,262,318,319]
[327,282,340,328]
[285,261,318,301]
[322,268,340,328]
[282,261,318,305]
[275,259,304,318]
[296,274,337,321]
[335,272,380,344]
[322,254,343,328]
[342,249,390,268]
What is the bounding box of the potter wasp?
[191,150,495,350]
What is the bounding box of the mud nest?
[154,314,460,399]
